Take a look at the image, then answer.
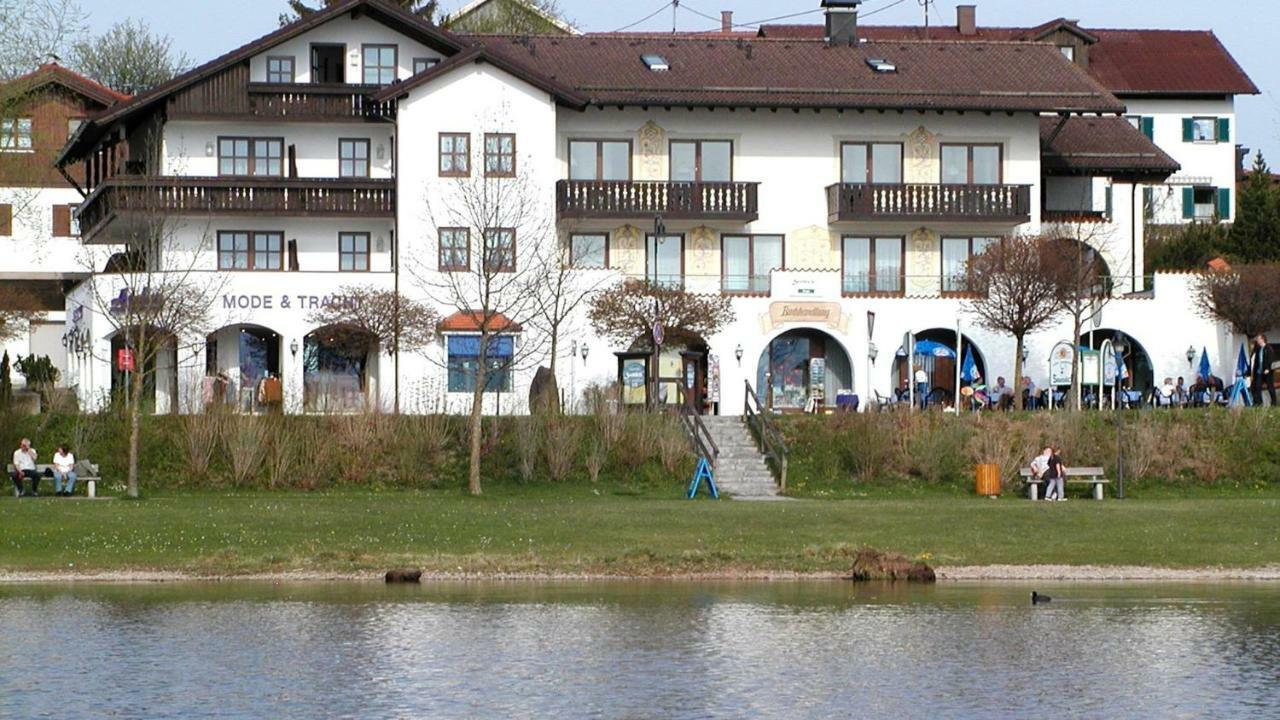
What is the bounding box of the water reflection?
[1,582,1277,719]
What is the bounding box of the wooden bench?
[1019,466,1110,500]
[7,462,102,497]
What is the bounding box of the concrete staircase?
[700,415,782,499]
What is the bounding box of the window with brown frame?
[568,140,631,181]
[412,57,439,74]
[840,142,903,184]
[438,227,470,271]
[52,204,78,237]
[645,233,684,288]
[669,140,731,182]
[0,118,32,151]
[339,232,370,271]
[721,234,783,294]
[361,44,397,85]
[218,137,284,176]
[483,228,516,272]
[439,133,469,176]
[484,134,516,177]
[569,233,608,267]
[266,56,295,83]
[338,138,370,178]
[841,236,904,294]
[940,144,1002,185]
[218,231,283,271]
[941,237,997,293]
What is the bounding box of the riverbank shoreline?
[3,565,1279,584]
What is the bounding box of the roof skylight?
[866,57,897,73]
[641,54,670,71]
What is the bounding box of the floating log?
[848,547,936,583]
[384,569,422,584]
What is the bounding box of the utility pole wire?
[612,1,674,33]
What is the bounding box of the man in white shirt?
[10,438,40,497]
[52,445,77,497]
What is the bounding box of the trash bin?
[975,464,1001,496]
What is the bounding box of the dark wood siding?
[0,87,93,188]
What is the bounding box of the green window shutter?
[1182,187,1195,219]
[1141,117,1154,140]
[1216,117,1231,143]
[1105,184,1114,220]
[1182,118,1195,142]
[1217,187,1231,219]
[1142,187,1154,220]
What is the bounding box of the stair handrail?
[672,378,718,470]
[743,380,789,491]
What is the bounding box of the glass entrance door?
[766,336,811,411]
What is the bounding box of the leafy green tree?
[279,0,439,25]
[1226,151,1280,262]
[1146,222,1230,272]
[71,18,189,94]
[443,0,570,34]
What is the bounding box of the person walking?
[1029,447,1051,500]
[1250,334,1276,407]
[1043,445,1067,502]
[10,439,40,497]
[52,445,77,497]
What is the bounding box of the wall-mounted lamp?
[580,343,589,363]
[205,141,214,157]
[1185,345,1195,367]
[734,343,744,365]
[1021,346,1030,363]
[290,338,299,358]
[867,342,878,365]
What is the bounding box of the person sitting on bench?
[10,438,40,497]
[52,444,77,497]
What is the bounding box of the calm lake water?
[1,580,1278,719]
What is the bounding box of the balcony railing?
[77,176,396,242]
[556,180,759,222]
[1043,209,1110,224]
[826,183,1032,223]
[245,83,396,120]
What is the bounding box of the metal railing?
[743,380,788,492]
[671,378,718,472]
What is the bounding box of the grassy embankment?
[2,486,1277,574]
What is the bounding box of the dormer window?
[641,54,669,71]
[1059,45,1075,61]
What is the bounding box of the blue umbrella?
[895,340,956,358]
[961,346,981,383]
[1198,347,1211,381]
[1236,343,1250,378]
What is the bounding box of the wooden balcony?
[166,60,395,121]
[556,180,759,222]
[826,183,1032,223]
[77,176,395,243]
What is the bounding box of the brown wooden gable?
[168,62,252,119]
[0,85,97,188]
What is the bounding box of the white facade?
[1126,97,1238,224]
[58,8,1267,416]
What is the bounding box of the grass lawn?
[1,485,1277,574]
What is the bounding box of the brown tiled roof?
[372,44,587,106]
[1040,116,1179,179]
[2,62,129,108]
[438,311,522,332]
[473,35,1124,113]
[758,23,1257,97]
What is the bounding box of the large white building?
[50,0,1262,417]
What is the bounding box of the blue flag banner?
[1237,343,1250,378]
[1198,347,1211,381]
[961,346,980,383]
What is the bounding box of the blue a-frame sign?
[687,457,719,499]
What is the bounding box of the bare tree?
[71,18,190,95]
[0,284,41,343]
[964,235,1064,410]
[0,0,85,81]
[280,0,438,25]
[1044,223,1116,410]
[1194,263,1280,337]
[76,132,224,497]
[411,166,552,495]
[305,285,439,355]
[526,232,608,411]
[443,0,572,34]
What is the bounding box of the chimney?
[822,0,862,46]
[957,5,977,36]
[721,11,733,33]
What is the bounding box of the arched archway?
[622,331,711,412]
[108,325,178,414]
[892,328,988,407]
[1079,329,1154,394]
[304,323,377,412]
[204,324,283,411]
[755,328,854,412]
